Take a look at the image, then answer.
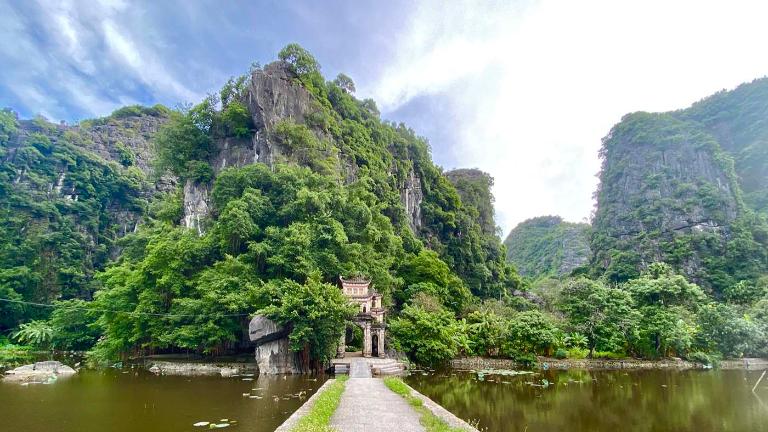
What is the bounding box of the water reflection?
[406,369,768,432]
[0,369,326,432]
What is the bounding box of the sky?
[3,0,768,235]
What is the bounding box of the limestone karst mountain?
[0,51,517,333]
[590,78,768,293]
[503,216,590,280]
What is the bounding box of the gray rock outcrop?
[183,180,211,235]
[146,361,257,377]
[591,111,748,286]
[401,169,423,232]
[248,315,301,374]
[3,361,76,383]
[182,61,317,231]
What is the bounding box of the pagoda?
[337,276,386,358]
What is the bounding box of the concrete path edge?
[404,382,480,432]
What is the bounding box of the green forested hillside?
[503,216,590,279]
[677,78,768,215]
[0,107,168,329]
[590,84,768,294]
[2,46,766,369]
[0,45,518,365]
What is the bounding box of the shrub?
[592,351,625,359]
[685,351,721,367]
[566,348,589,359]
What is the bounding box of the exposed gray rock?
[591,112,744,284]
[145,361,257,377]
[3,361,76,383]
[248,315,289,344]
[183,180,211,234]
[254,338,302,374]
[248,315,301,374]
[401,169,423,232]
[181,61,317,233]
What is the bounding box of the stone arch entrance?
[371,334,379,357]
[336,276,387,359]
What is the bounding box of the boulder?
[248,315,301,374]
[248,315,289,345]
[146,361,256,377]
[3,361,76,383]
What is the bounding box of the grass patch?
[383,377,468,432]
[292,375,349,432]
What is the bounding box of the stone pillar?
[377,328,386,358]
[337,331,346,358]
[363,322,372,358]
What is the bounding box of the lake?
[3,367,766,431]
[406,368,768,432]
[0,368,326,431]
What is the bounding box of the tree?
[504,310,560,356]
[466,309,507,357]
[153,109,213,182]
[49,300,101,351]
[260,276,355,367]
[625,263,706,357]
[13,320,54,348]
[558,278,638,356]
[397,249,471,313]
[220,101,253,138]
[695,302,762,357]
[278,43,320,77]
[333,73,356,93]
[389,304,468,366]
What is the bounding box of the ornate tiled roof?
[339,276,371,285]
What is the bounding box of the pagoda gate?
[337,276,386,358]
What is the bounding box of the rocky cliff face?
[591,105,768,291]
[504,216,590,279]
[675,78,768,215]
[183,62,318,232]
[181,61,425,234]
[0,108,169,301]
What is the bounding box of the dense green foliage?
[0,108,157,330]
[261,277,355,365]
[0,45,523,366]
[504,216,590,279]
[396,262,767,365]
[2,46,766,370]
[591,83,768,294]
[677,78,768,214]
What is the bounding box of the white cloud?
[102,19,200,104]
[0,0,201,120]
[368,0,768,235]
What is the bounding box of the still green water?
[406,369,768,432]
[0,369,326,431]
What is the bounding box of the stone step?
[371,362,406,376]
[333,364,350,374]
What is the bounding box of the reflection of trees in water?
[406,370,768,432]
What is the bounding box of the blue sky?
[3,0,768,234]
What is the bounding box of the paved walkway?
[348,358,372,378]
[330,376,425,432]
[330,359,423,432]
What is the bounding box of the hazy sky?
[2,0,768,235]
